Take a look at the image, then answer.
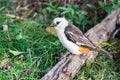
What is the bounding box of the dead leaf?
[3,25,8,31]
[0,58,10,71]
[46,27,57,37]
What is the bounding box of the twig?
[63,0,67,17]
[18,56,40,80]
[6,14,27,21]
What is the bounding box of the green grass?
[0,11,65,80]
[0,10,120,80]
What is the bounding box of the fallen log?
[41,9,120,80]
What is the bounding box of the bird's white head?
[50,17,68,30]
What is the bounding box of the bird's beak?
[50,23,55,27]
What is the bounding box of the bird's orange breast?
[79,47,91,53]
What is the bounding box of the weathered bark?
[41,9,120,80]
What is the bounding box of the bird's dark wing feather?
[64,24,95,48]
[64,24,112,59]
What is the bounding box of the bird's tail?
[80,45,112,59]
[97,48,112,59]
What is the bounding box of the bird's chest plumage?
[57,30,68,46]
[56,29,80,55]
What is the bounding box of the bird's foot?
[60,52,72,60]
[80,53,87,58]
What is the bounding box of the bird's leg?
[80,53,87,58]
[60,51,72,60]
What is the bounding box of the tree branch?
[41,9,120,80]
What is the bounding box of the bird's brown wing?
[64,24,96,49]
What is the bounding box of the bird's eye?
[56,22,60,25]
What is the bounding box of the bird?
[50,17,112,59]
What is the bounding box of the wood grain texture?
[41,9,120,80]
